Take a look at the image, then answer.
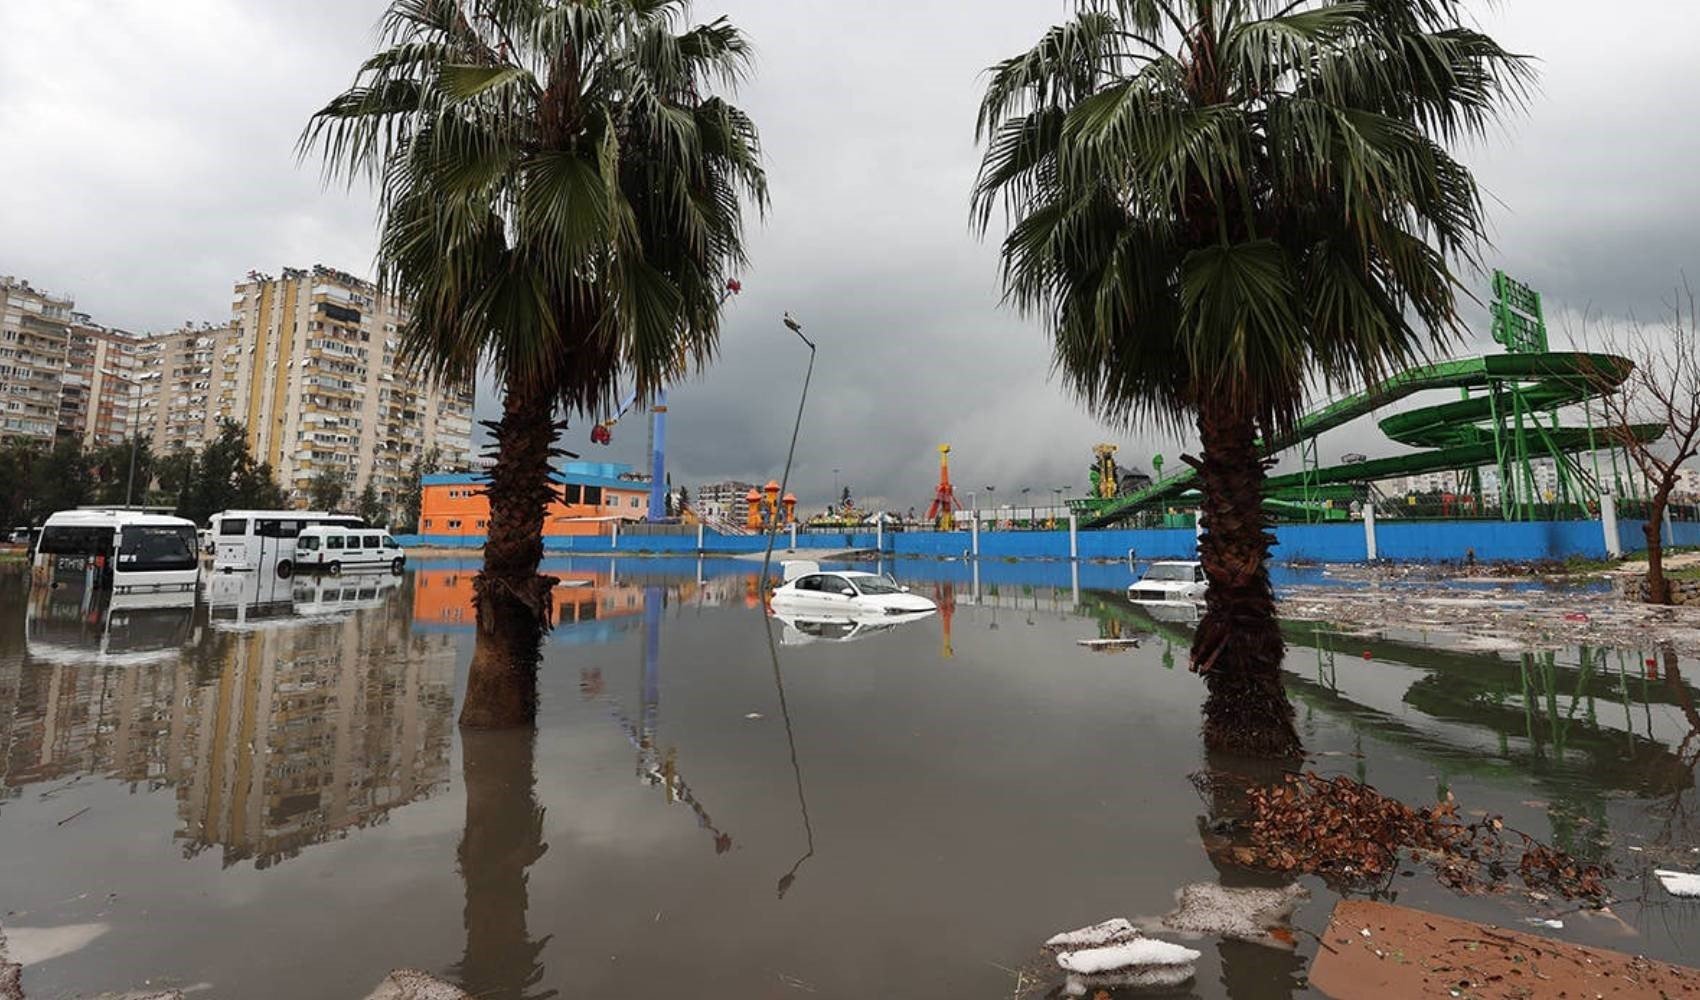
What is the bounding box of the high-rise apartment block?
[695,480,757,525]
[0,266,474,512]
[66,314,146,449]
[221,265,475,504]
[0,275,75,445]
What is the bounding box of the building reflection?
[0,574,455,869]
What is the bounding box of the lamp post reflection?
[765,616,815,899]
[455,729,553,1000]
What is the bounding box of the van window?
[218,519,248,536]
[362,535,380,549]
[257,519,302,538]
[383,536,398,549]
[325,535,344,550]
[39,525,115,557]
[299,536,319,552]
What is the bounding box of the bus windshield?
[117,526,200,572]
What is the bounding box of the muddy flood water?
[1,557,1696,998]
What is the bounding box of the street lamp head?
[783,311,803,334]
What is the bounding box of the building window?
[476,519,487,529]
[423,519,432,529]
[630,497,639,508]
[447,519,462,529]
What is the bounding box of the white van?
[293,526,407,576]
[209,509,366,575]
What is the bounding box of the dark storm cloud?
[2,0,1696,507]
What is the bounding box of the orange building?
[418,463,651,540]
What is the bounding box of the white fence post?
[611,519,619,549]
[1364,503,1378,562]
[1663,505,1675,546]
[696,522,705,553]
[1068,514,1078,561]
[789,522,797,550]
[1601,492,1623,559]
[876,517,883,554]
[971,512,981,560]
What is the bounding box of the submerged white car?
[1127,560,1208,603]
[770,562,937,616]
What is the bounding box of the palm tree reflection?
[455,729,554,1000]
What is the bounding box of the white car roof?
[1149,560,1201,568]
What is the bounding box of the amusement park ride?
[1070,270,1665,528]
[925,444,962,529]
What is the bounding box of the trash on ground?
[743,712,765,721]
[1654,869,1700,898]
[1054,937,1200,974]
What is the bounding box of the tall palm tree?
[974,0,1529,756]
[303,0,766,728]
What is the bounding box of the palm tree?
[303,0,766,728]
[974,0,1528,756]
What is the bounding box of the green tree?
[398,447,440,535]
[355,480,385,526]
[973,0,1528,756]
[308,466,347,512]
[90,436,156,507]
[304,0,767,728]
[181,421,287,524]
[157,448,198,516]
[32,439,94,519]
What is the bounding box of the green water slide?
[1077,351,1663,529]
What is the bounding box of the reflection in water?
[765,617,814,899]
[455,729,553,1000]
[1,573,455,868]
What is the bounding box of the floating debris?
[1655,869,1700,898]
[1042,919,1199,997]
[364,969,473,1000]
[1054,938,1200,975]
[1234,772,1611,901]
[1074,638,1140,650]
[1161,882,1308,950]
[743,712,765,721]
[1043,918,1137,952]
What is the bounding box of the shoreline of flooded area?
[0,559,1696,998]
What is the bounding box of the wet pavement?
[0,559,1696,999]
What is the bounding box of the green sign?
[1491,269,1547,354]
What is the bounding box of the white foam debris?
[1056,939,1202,975]
[1044,917,1138,952]
[1655,869,1700,898]
[1062,965,1195,996]
[364,969,474,1000]
[2,922,109,966]
[1161,882,1307,949]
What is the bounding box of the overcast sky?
[2,1,1696,512]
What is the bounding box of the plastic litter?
[1655,869,1700,898]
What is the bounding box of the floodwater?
[0,558,1695,999]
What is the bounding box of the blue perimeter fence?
[399,517,1700,564]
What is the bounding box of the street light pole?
[123,377,143,508]
[760,313,817,591]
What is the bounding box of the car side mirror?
[841,588,856,596]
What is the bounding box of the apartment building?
[223,265,475,508]
[134,322,234,456]
[696,480,757,524]
[0,275,74,445]
[65,314,145,448]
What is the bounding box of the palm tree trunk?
[461,381,559,729]
[1191,401,1301,758]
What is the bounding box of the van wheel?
[390,557,404,575]
[276,560,293,580]
[328,561,342,576]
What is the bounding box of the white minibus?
[294,526,407,576]
[33,509,201,593]
[208,510,366,576]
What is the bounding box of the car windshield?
[851,575,902,595]
[1142,564,1197,582]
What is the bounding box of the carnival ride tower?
[925,444,962,529]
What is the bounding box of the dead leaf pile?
[1235,773,1611,902]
